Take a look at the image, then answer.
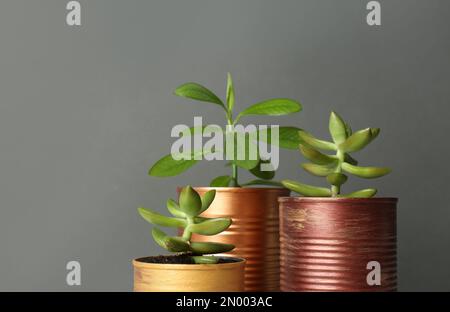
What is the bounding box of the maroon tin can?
[279,197,397,292]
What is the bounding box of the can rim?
[278,196,398,203]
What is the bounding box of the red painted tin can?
[279,197,397,292]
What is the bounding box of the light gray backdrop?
[0,0,449,291]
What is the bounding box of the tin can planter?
[133,256,245,292]
[181,187,290,292]
[279,197,397,292]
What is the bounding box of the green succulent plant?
[149,73,302,187]
[281,111,391,198]
[138,186,234,264]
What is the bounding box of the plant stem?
[182,217,194,241]
[331,150,345,197]
[227,116,239,186]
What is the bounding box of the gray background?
[0,0,448,291]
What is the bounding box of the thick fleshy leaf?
[151,228,190,252]
[249,159,275,180]
[298,130,336,151]
[166,199,185,218]
[258,126,303,150]
[326,173,348,186]
[138,207,186,228]
[190,242,235,254]
[188,218,232,235]
[299,144,337,165]
[200,190,216,213]
[302,163,337,177]
[281,180,332,197]
[340,188,377,198]
[226,73,235,113]
[342,162,391,179]
[174,83,224,107]
[192,256,219,264]
[149,150,203,177]
[236,98,302,120]
[210,175,231,187]
[344,122,353,137]
[329,111,348,144]
[339,128,372,153]
[178,186,202,216]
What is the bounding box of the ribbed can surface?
[279,197,397,292]
[181,187,290,292]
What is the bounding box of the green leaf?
[138,207,186,228]
[152,228,190,252]
[298,130,336,151]
[326,173,348,186]
[200,190,216,213]
[241,179,283,187]
[233,132,259,170]
[174,83,224,107]
[339,128,372,153]
[236,98,302,121]
[258,126,303,150]
[301,163,337,177]
[329,111,348,144]
[370,128,380,141]
[344,122,353,137]
[281,180,332,197]
[299,144,337,165]
[341,162,391,179]
[210,175,231,187]
[188,218,232,236]
[226,73,235,113]
[249,159,275,180]
[149,151,202,177]
[178,185,202,217]
[192,256,220,264]
[340,188,377,198]
[190,242,235,254]
[166,199,185,218]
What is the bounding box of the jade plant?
[282,111,391,198]
[149,73,302,187]
[138,186,235,264]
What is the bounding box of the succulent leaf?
[339,188,377,198]
[166,199,185,218]
[344,153,358,165]
[301,163,337,177]
[178,186,203,216]
[188,218,232,235]
[281,180,332,197]
[192,256,220,264]
[200,190,216,213]
[327,173,348,186]
[339,128,372,153]
[138,207,186,228]
[341,162,391,179]
[329,111,348,144]
[298,130,336,151]
[299,144,337,165]
[151,228,191,252]
[190,242,235,254]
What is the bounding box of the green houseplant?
[148,73,302,291]
[278,111,398,292]
[133,186,245,292]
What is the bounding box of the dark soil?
[136,254,241,264]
